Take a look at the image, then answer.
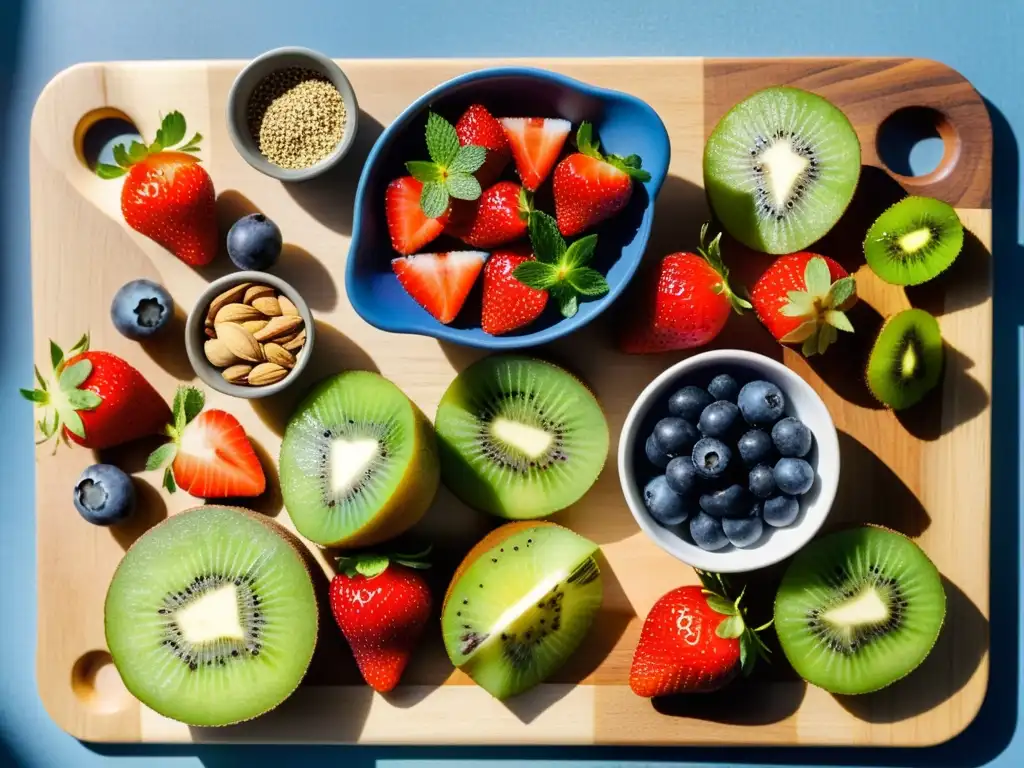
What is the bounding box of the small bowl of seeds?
[226,46,359,181]
[185,271,316,399]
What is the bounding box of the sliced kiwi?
[442,521,602,700]
[774,525,945,695]
[703,86,861,254]
[104,506,318,726]
[434,355,609,519]
[864,196,964,285]
[866,308,944,410]
[280,371,439,547]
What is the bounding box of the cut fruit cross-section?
[500,117,572,192]
[391,251,488,325]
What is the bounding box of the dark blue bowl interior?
[347,68,670,349]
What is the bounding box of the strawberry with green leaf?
[406,113,487,220]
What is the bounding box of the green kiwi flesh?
[442,522,602,700]
[434,355,609,519]
[280,371,439,547]
[866,308,944,410]
[703,86,861,254]
[863,196,964,286]
[774,526,945,695]
[104,506,318,726]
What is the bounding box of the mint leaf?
[419,181,449,219]
[449,144,486,174]
[513,261,560,290]
[528,211,566,264]
[425,112,460,167]
[183,387,205,423]
[566,267,609,297]
[354,555,390,579]
[147,442,178,472]
[49,341,63,371]
[553,286,579,318]
[66,389,102,410]
[562,234,598,269]
[445,172,481,201]
[58,359,92,390]
[96,163,126,179]
[19,388,47,403]
[156,111,186,149]
[162,466,177,494]
[112,143,131,169]
[128,140,149,163]
[406,160,443,183]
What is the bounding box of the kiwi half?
[434,355,609,519]
[866,308,944,410]
[104,506,318,726]
[280,371,439,547]
[442,521,603,700]
[774,526,945,695]
[864,196,964,286]
[703,86,861,254]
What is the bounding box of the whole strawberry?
[629,571,770,697]
[329,548,433,693]
[445,181,532,249]
[454,104,511,188]
[481,244,549,335]
[619,224,751,354]
[97,112,217,266]
[21,333,171,451]
[750,252,857,357]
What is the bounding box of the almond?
[278,295,299,316]
[204,338,239,368]
[244,284,276,304]
[222,364,253,384]
[242,319,269,335]
[249,362,288,386]
[215,322,265,363]
[206,283,252,325]
[254,315,303,342]
[252,296,282,317]
[262,343,296,369]
[282,329,307,352]
[215,302,265,325]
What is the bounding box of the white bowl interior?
[617,350,840,574]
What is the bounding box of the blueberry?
[774,458,815,496]
[699,484,752,518]
[227,213,283,271]
[692,437,731,480]
[73,464,135,526]
[763,495,801,527]
[722,513,764,548]
[110,279,173,340]
[668,386,714,422]
[737,380,786,427]
[698,401,741,439]
[772,417,813,458]
[689,512,729,551]
[707,373,740,402]
[643,475,692,526]
[652,417,700,456]
[645,435,671,470]
[665,457,699,496]
[737,429,774,467]
[748,464,776,498]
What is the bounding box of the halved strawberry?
[147,386,266,498]
[385,176,449,255]
[455,104,511,188]
[499,117,572,191]
[392,251,487,325]
[481,244,549,335]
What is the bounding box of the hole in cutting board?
[71,649,132,714]
[876,106,953,178]
[73,107,143,172]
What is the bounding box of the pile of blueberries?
[640,372,817,551]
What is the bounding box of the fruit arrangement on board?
[23,62,979,739]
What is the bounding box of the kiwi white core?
[901,345,919,378]
[175,585,245,643]
[762,141,810,207]
[823,587,890,629]
[898,228,932,253]
[473,572,566,657]
[490,417,552,459]
[329,437,380,495]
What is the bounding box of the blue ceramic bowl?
[346,67,671,349]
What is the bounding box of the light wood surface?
[30,57,992,746]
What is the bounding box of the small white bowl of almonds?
[185,271,315,399]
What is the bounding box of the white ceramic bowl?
[617,350,840,573]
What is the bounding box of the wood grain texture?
[29,57,991,747]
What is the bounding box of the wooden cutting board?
[29,56,992,746]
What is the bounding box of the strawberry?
[618,225,751,354]
[454,104,511,187]
[385,176,450,255]
[750,252,858,357]
[21,333,171,451]
[499,117,572,191]
[97,111,217,267]
[481,244,549,335]
[329,548,432,693]
[146,386,265,498]
[445,181,532,248]
[629,572,770,697]
[553,122,651,236]
[392,251,487,324]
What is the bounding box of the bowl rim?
[345,65,671,350]
[225,45,360,182]
[184,270,316,399]
[616,349,841,574]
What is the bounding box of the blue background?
[1,0,1019,766]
